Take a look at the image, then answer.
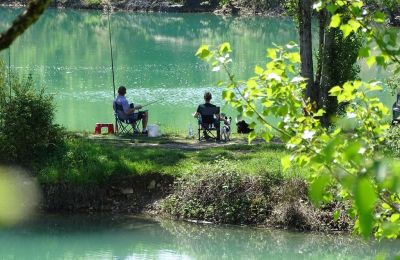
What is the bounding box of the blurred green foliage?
[197,0,400,240]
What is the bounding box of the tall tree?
[295,0,361,124]
[0,0,51,51]
[298,0,318,107]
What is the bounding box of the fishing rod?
[107,7,116,99]
[141,97,165,108]
[107,6,118,132]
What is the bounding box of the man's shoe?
[142,130,148,135]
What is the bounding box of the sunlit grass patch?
[37,136,305,185]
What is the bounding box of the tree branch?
[0,0,51,51]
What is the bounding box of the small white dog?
[221,114,232,142]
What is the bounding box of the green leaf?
[330,14,341,28]
[195,45,210,60]
[222,90,235,101]
[329,86,342,96]
[261,131,272,142]
[391,214,400,223]
[354,178,377,238]
[255,66,264,75]
[281,155,291,172]
[309,174,331,206]
[288,53,301,63]
[248,130,256,144]
[373,11,386,23]
[219,42,232,54]
[348,20,361,33]
[267,48,277,59]
[247,79,257,88]
[366,56,376,68]
[336,0,345,7]
[333,209,340,221]
[351,1,363,9]
[326,3,338,14]
[358,47,370,58]
[376,55,386,66]
[340,24,353,38]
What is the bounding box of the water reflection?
[0,7,394,131]
[0,7,301,131]
[160,220,400,259]
[0,215,398,259]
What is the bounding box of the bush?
[0,73,65,168]
[161,159,279,224]
[383,125,400,157]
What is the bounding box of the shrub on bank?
[383,125,400,157]
[161,159,352,230]
[0,73,65,168]
[162,165,272,224]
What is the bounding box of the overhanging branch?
[0,0,51,51]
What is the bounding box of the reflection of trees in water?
[0,215,176,259]
[0,8,298,66]
[0,7,300,90]
[160,219,400,259]
[0,215,399,258]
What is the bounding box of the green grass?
[37,135,307,185]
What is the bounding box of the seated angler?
[194,91,220,140]
[113,86,148,135]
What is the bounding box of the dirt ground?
[88,133,268,150]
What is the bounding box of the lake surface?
[0,7,394,132]
[0,214,399,259]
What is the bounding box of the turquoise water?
[0,7,394,132]
[0,214,399,259]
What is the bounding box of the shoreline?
[2,1,398,26]
[38,171,352,233]
[0,0,284,16]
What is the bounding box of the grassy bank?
[38,135,304,185]
[35,135,352,231]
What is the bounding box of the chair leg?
[198,127,201,141]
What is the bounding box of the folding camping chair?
[197,106,220,141]
[113,102,141,136]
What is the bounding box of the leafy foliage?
[197,36,400,239]
[383,126,400,157]
[0,68,65,168]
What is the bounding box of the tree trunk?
[315,10,330,127]
[298,0,317,107]
[320,15,334,115]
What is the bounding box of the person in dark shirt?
[194,91,220,140]
[194,91,216,117]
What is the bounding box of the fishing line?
[137,90,186,108]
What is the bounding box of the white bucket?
[148,124,160,137]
